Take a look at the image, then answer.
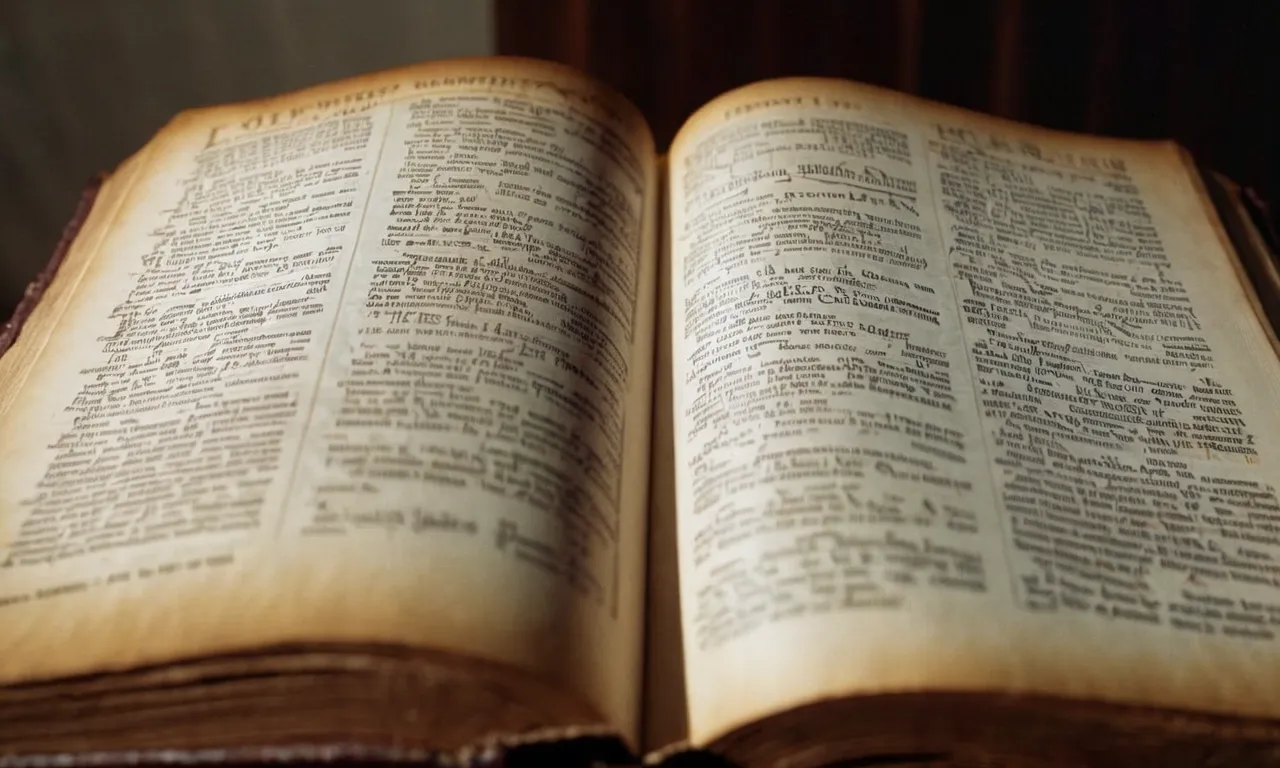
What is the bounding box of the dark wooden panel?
[497,0,1280,199]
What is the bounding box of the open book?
[4,57,1280,767]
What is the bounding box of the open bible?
[5,57,1280,767]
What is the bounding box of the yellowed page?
[0,57,657,744]
[667,78,1280,744]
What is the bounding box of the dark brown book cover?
[0,176,104,360]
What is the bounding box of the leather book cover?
[0,175,104,360]
[1199,167,1280,337]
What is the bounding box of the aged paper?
[0,58,658,743]
[668,78,1280,743]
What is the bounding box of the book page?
[0,58,657,742]
[667,78,1280,744]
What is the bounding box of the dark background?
[3,0,1278,323]
[497,0,1280,185]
